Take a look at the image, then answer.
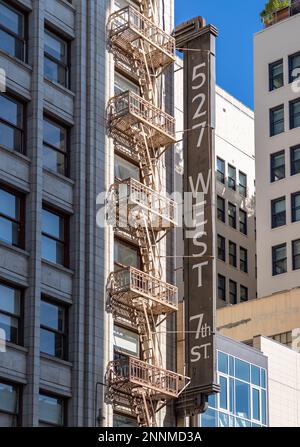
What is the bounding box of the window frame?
[292,239,300,271]
[217,234,226,262]
[0,279,23,346]
[227,164,236,191]
[240,247,248,273]
[216,157,225,184]
[41,205,69,267]
[0,183,25,249]
[113,323,140,359]
[228,202,237,229]
[43,115,70,177]
[40,296,68,360]
[0,91,26,155]
[44,28,70,89]
[38,391,66,427]
[217,274,226,301]
[291,191,300,223]
[239,209,247,235]
[238,171,247,197]
[229,241,237,268]
[114,237,141,271]
[217,196,226,223]
[270,104,284,137]
[269,59,284,91]
[229,280,237,305]
[0,379,21,426]
[271,196,286,229]
[289,51,300,84]
[240,285,248,302]
[0,0,27,62]
[289,98,300,130]
[291,145,300,176]
[272,243,287,276]
[270,150,285,182]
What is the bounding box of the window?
[219,376,228,410]
[228,202,236,229]
[217,196,225,223]
[217,275,226,301]
[269,59,284,91]
[0,381,19,427]
[292,239,300,270]
[289,51,300,84]
[292,192,300,222]
[271,150,285,182]
[240,247,248,273]
[114,413,138,427]
[0,1,26,61]
[217,157,225,184]
[290,98,300,129]
[0,281,21,345]
[235,380,250,419]
[40,299,67,359]
[240,285,248,302]
[217,235,226,262]
[43,117,68,176]
[114,239,140,269]
[113,325,139,357]
[271,197,286,228]
[114,72,140,96]
[0,93,25,154]
[228,164,236,191]
[272,243,287,276]
[291,145,300,176]
[270,105,284,136]
[238,171,247,197]
[44,29,69,88]
[229,280,237,305]
[114,154,140,181]
[0,186,24,248]
[239,209,247,235]
[39,393,65,427]
[229,241,237,268]
[41,207,68,266]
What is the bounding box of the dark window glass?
[290,98,300,129]
[269,59,284,91]
[217,196,225,223]
[39,393,64,426]
[219,376,228,410]
[228,202,236,229]
[0,186,24,248]
[0,381,19,427]
[270,105,284,136]
[292,239,300,270]
[289,52,300,84]
[229,280,237,304]
[239,209,247,235]
[272,243,287,276]
[0,1,25,61]
[218,351,228,374]
[271,150,285,182]
[240,285,248,302]
[217,274,226,301]
[251,365,260,386]
[228,164,236,191]
[113,413,138,427]
[40,299,66,359]
[0,282,21,345]
[41,208,67,266]
[114,239,140,270]
[229,241,237,268]
[217,157,225,184]
[43,117,68,176]
[44,30,69,88]
[239,171,247,197]
[235,358,250,381]
[271,197,286,228]
[235,380,250,419]
[292,192,300,222]
[217,235,226,262]
[291,145,300,176]
[0,94,24,153]
[240,247,248,273]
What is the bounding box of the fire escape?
[105,1,190,427]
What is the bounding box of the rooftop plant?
[260,0,290,20]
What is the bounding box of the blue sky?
[175,0,266,110]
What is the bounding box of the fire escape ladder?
[135,300,156,365]
[136,209,162,278]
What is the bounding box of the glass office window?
[44,30,69,88]
[235,380,250,419]
[271,150,285,182]
[0,282,21,345]
[114,154,140,181]
[42,208,67,266]
[292,192,300,222]
[217,235,226,262]
[271,197,286,228]
[0,381,19,427]
[0,94,24,154]
[272,243,287,276]
[229,280,237,305]
[218,351,228,374]
[239,171,247,197]
[240,247,248,273]
[292,239,300,271]
[228,203,236,229]
[201,408,218,427]
[240,285,248,302]
[0,1,25,61]
[39,393,64,426]
[217,275,226,301]
[290,98,300,129]
[239,209,247,235]
[219,376,228,410]
[217,196,225,223]
[0,187,24,248]
[251,365,260,386]
[40,299,66,359]
[270,105,284,136]
[216,157,225,184]
[289,52,300,84]
[228,164,236,191]
[291,145,300,176]
[269,59,283,90]
[43,117,68,176]
[235,358,250,382]
[229,241,237,268]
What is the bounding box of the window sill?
[0,240,29,257]
[44,77,74,97]
[0,49,32,73]
[55,0,75,11]
[0,145,31,165]
[4,341,28,354]
[40,352,72,368]
[41,258,74,276]
[43,167,74,186]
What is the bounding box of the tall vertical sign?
[175,19,219,416]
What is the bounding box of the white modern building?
[254,6,300,297]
